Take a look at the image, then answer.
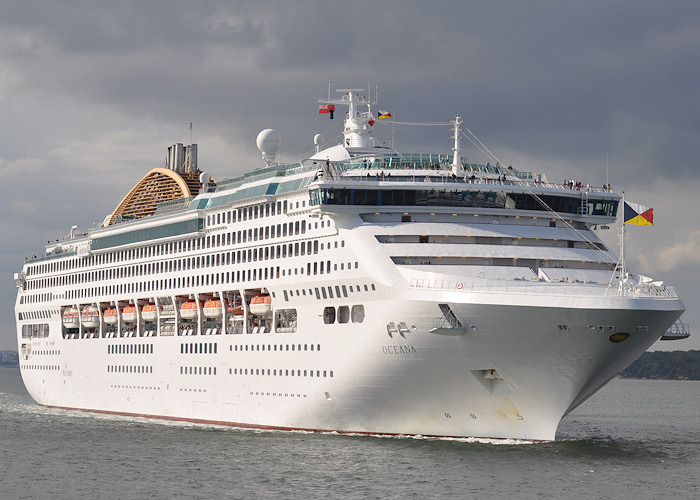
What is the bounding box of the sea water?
[1,368,697,499]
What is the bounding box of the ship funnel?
[167,143,198,173]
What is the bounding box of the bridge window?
[309,188,618,217]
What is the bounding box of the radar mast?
[318,88,376,148]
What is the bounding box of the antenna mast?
[618,191,626,296]
[451,115,463,176]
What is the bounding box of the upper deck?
[304,154,618,221]
[21,150,618,268]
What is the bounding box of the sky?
[1,0,699,351]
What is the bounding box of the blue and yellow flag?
[624,201,653,225]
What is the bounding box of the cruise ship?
[14,88,685,441]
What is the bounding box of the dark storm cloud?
[4,0,699,182]
[1,0,265,53]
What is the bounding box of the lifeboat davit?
[103,307,119,325]
[81,305,100,328]
[121,304,139,323]
[180,300,199,320]
[249,295,272,315]
[142,303,159,322]
[203,298,225,318]
[62,306,80,328]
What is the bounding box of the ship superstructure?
[14,88,684,440]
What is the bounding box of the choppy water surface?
[1,368,697,499]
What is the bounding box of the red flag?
[318,104,335,119]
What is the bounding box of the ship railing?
[331,154,458,173]
[152,196,193,216]
[665,320,690,336]
[335,177,614,196]
[337,173,571,189]
[329,161,610,193]
[608,281,680,299]
[26,249,78,263]
[409,278,679,299]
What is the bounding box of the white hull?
[17,283,681,441]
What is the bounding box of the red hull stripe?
[42,404,545,442]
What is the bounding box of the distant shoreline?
[0,350,19,368]
[620,350,699,380]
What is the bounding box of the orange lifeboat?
[81,305,100,328]
[103,307,119,325]
[121,304,139,323]
[249,295,272,315]
[142,303,159,322]
[203,298,225,318]
[62,306,80,328]
[228,304,244,317]
[179,299,199,320]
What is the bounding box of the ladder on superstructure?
[578,192,589,215]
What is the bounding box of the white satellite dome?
[256,129,281,166]
[257,128,281,152]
